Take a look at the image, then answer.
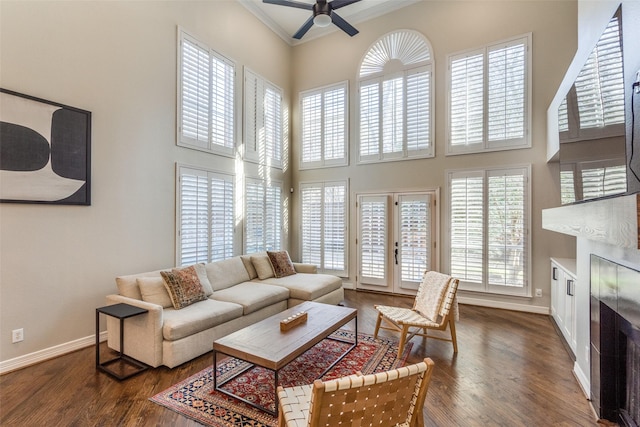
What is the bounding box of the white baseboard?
[457,296,550,315]
[573,361,591,399]
[0,331,107,375]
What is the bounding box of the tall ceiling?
[237,0,420,45]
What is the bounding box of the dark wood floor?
[0,290,598,426]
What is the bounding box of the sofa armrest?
[105,294,164,368]
[293,263,317,274]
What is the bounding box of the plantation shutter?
[449,52,484,148]
[359,81,380,160]
[560,168,576,205]
[244,180,264,254]
[210,174,234,261]
[301,92,322,164]
[359,195,388,286]
[265,183,282,251]
[398,194,431,283]
[180,34,210,149]
[382,77,404,156]
[406,69,431,154]
[301,185,323,266]
[264,85,282,165]
[324,85,346,162]
[487,40,526,142]
[581,164,627,199]
[210,54,235,150]
[178,166,234,266]
[487,169,527,288]
[179,168,210,265]
[449,172,484,284]
[244,70,260,158]
[244,69,282,167]
[574,13,624,130]
[324,183,346,272]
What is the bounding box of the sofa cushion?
[116,269,164,300]
[161,266,207,309]
[267,250,296,278]
[205,257,251,291]
[162,299,243,341]
[211,282,289,315]
[240,254,259,280]
[194,263,214,296]
[259,273,343,301]
[138,277,173,308]
[251,255,275,280]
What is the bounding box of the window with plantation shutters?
[448,166,530,296]
[177,165,234,266]
[447,34,531,154]
[559,11,624,143]
[244,178,282,254]
[300,82,348,169]
[178,29,235,156]
[244,68,283,168]
[300,181,348,276]
[398,194,431,283]
[357,30,434,163]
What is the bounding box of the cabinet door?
[564,275,577,352]
[551,262,565,329]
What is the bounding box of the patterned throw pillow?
[160,265,207,309]
[267,250,296,278]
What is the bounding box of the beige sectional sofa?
[105,253,344,368]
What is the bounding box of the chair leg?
[398,324,410,359]
[374,311,383,339]
[449,317,458,353]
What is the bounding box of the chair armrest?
[293,263,317,274]
[104,294,164,368]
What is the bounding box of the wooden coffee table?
[212,301,358,416]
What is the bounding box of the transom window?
[447,34,531,155]
[358,30,434,163]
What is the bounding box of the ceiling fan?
[263,0,362,40]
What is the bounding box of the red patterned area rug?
[150,330,412,427]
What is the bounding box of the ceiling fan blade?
[331,11,359,37]
[330,0,361,10]
[262,0,313,10]
[293,16,315,39]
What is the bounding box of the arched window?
[358,30,434,163]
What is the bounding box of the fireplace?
[591,255,640,426]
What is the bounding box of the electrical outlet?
[535,288,542,297]
[12,328,24,343]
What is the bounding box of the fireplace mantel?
[542,194,640,249]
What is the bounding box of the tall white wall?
[0,1,292,364]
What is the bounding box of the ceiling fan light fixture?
[313,13,332,27]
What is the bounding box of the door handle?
[394,248,398,265]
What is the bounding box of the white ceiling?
[237,0,420,45]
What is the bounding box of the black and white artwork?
[0,89,91,205]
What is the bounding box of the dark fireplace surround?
[591,255,640,425]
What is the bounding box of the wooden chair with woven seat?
[374,271,459,359]
[277,357,435,427]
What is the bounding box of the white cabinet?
[550,258,577,355]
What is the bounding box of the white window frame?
[446,33,532,155]
[244,177,283,254]
[177,28,236,157]
[244,67,283,169]
[300,82,348,169]
[357,30,434,164]
[176,164,235,266]
[446,165,531,297]
[299,180,349,276]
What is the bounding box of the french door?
[357,191,438,295]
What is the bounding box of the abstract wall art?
[0,89,91,205]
